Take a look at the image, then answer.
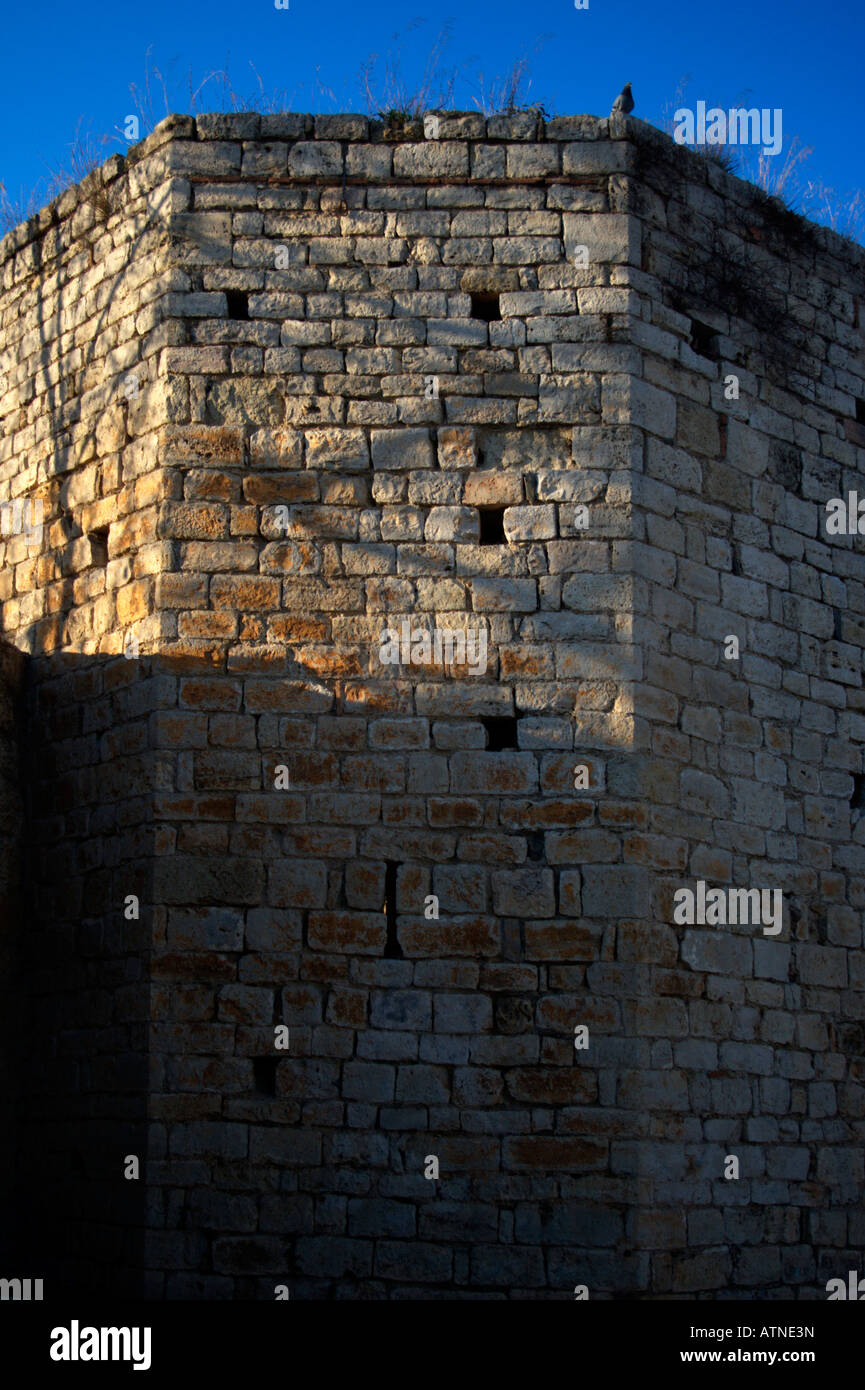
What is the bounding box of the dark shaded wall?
[0,640,25,1266]
[11,652,154,1297]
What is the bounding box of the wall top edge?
[2,110,864,271]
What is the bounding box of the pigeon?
[611,83,634,117]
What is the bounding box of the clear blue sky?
[1,0,859,215]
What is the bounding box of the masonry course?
[0,109,864,1298]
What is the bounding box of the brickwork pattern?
[1,110,864,1297]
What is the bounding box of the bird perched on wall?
[611,83,634,116]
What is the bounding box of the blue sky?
[1,0,860,221]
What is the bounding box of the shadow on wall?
[0,632,647,1300]
[3,644,151,1298]
[0,175,177,1296]
[0,643,26,1266]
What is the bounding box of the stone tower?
[1,109,864,1299]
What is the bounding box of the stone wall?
[0,133,172,1293]
[624,126,865,1293]
[0,109,863,1298]
[0,639,25,1256]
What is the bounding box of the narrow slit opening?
[226,289,250,320]
[482,715,519,751]
[470,291,501,322]
[88,528,109,568]
[478,507,507,546]
[382,860,403,958]
[690,318,718,358]
[253,1057,278,1096]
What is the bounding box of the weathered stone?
[0,106,862,1308]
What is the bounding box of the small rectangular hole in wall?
[253,1057,278,1095]
[856,400,865,426]
[851,773,865,815]
[226,289,250,320]
[479,507,507,545]
[690,318,718,358]
[482,715,519,751]
[526,829,545,861]
[470,291,501,322]
[382,861,403,958]
[88,528,109,568]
